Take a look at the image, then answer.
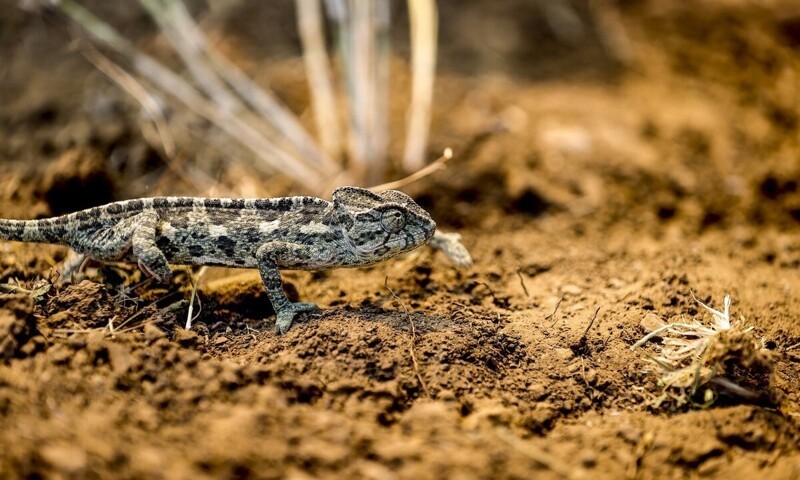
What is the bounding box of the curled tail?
[0,218,69,244]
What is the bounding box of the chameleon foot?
[275,302,317,334]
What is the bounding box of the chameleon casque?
[0,187,436,333]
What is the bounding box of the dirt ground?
[2,0,800,478]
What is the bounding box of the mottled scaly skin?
[0,187,436,333]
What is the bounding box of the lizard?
[0,187,437,334]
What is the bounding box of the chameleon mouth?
[359,225,433,259]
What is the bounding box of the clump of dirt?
[707,330,777,405]
[41,281,130,332]
[0,295,41,360]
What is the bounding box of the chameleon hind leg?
[131,211,172,282]
[57,251,88,284]
[71,211,172,282]
[256,242,317,334]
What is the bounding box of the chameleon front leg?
[256,242,318,334]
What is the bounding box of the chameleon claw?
[274,302,318,334]
[137,259,172,283]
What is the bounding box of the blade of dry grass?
[348,0,372,178]
[368,147,451,191]
[139,0,240,112]
[370,1,391,184]
[296,0,342,160]
[53,0,330,189]
[150,0,342,177]
[402,0,437,172]
[324,0,391,182]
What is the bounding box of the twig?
[53,0,331,189]
[115,303,157,332]
[582,307,601,339]
[185,266,207,330]
[114,291,182,332]
[516,268,529,297]
[296,0,342,159]
[402,0,438,172]
[369,148,452,192]
[476,281,499,305]
[546,297,563,328]
[112,317,165,335]
[384,276,431,398]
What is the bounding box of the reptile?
[0,187,440,334]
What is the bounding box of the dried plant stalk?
[632,294,774,408]
[295,0,343,160]
[42,0,440,189]
[53,0,333,189]
[402,0,438,172]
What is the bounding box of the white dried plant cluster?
[631,294,755,407]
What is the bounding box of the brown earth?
[2,1,800,479]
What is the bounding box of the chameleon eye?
[380,209,406,233]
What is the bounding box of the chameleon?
[0,187,438,334]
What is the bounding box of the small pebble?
[640,313,666,333]
[560,284,583,295]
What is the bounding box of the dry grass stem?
[42,0,441,189]
[384,277,430,399]
[403,0,438,172]
[369,147,452,192]
[296,0,342,159]
[185,266,207,330]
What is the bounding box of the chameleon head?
[332,187,436,265]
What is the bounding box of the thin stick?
[384,277,431,398]
[369,148,452,191]
[295,0,342,159]
[582,307,601,339]
[54,0,329,189]
[185,266,207,330]
[112,317,165,335]
[77,43,215,193]
[476,281,499,305]
[516,268,529,297]
[155,0,342,176]
[546,297,563,327]
[402,0,438,172]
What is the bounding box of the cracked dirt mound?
[2,0,800,478]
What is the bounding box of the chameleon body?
[0,187,436,333]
